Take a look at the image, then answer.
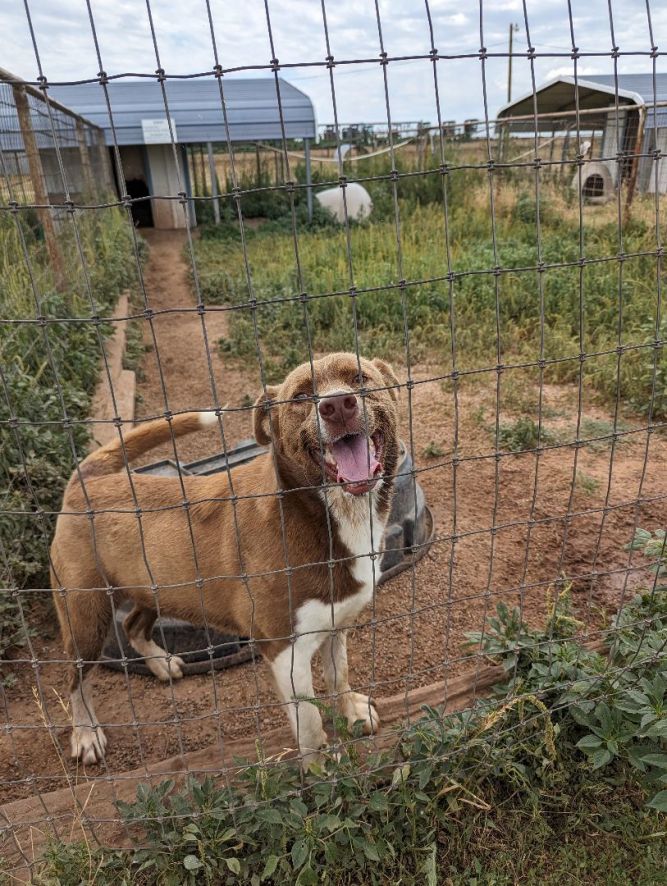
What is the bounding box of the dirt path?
[133,229,260,462]
[2,229,666,808]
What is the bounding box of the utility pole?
[507,22,519,103]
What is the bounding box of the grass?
[576,471,601,494]
[192,165,666,421]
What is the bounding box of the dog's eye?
[293,392,310,402]
[353,372,368,386]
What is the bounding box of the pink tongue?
[331,435,380,483]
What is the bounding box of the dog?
[50,352,400,768]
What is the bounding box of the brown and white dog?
[50,352,399,768]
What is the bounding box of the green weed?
[576,471,601,494]
[423,440,446,458]
[497,417,556,452]
[578,416,630,451]
[193,173,665,417]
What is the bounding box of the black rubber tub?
[101,439,433,676]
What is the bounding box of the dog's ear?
[372,358,400,401]
[253,385,280,445]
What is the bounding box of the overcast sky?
[2,0,665,128]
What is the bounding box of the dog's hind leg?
[320,629,379,736]
[123,605,185,681]
[52,577,111,765]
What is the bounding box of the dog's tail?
[75,412,219,482]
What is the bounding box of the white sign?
[141,118,177,144]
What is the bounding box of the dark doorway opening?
[582,174,604,198]
[125,178,153,227]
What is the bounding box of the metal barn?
[496,74,667,201]
[50,79,317,229]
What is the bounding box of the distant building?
[51,79,316,229]
[463,118,480,138]
[496,74,667,199]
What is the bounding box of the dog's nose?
[318,391,358,424]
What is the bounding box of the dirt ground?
[2,229,666,807]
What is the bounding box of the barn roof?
[48,78,317,145]
[584,74,667,129]
[497,74,667,132]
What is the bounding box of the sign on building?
[141,118,178,144]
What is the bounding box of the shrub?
[0,209,140,662]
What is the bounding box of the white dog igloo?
[315,182,373,223]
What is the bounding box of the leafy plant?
[466,568,667,811]
[497,417,556,452]
[423,440,446,458]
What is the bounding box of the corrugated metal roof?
[49,78,316,145]
[584,74,667,103]
[584,75,667,128]
[0,78,96,153]
[497,76,641,132]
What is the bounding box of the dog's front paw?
[71,724,107,765]
[149,654,185,682]
[343,692,380,735]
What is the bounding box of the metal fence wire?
[1,0,667,877]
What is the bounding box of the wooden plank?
[11,83,64,282]
[89,292,136,447]
[75,121,94,195]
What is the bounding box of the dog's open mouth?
[311,430,384,495]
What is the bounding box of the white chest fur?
[292,489,386,653]
[270,488,387,748]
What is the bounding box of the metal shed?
[496,74,667,200]
[50,78,317,229]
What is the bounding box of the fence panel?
[1,3,666,882]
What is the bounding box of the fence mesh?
[1,0,666,878]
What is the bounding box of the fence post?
[207,141,220,225]
[624,106,646,216]
[181,144,196,227]
[192,145,201,196]
[304,138,313,223]
[95,129,113,192]
[12,82,64,282]
[75,120,95,196]
[255,143,261,185]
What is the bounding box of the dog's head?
[254,353,400,498]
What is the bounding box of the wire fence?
[1,0,667,879]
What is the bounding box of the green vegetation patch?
[0,208,141,660]
[193,169,665,417]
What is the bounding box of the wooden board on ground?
[89,291,136,448]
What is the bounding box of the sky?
[2,0,665,130]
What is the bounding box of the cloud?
[1,0,663,128]
[543,65,603,80]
